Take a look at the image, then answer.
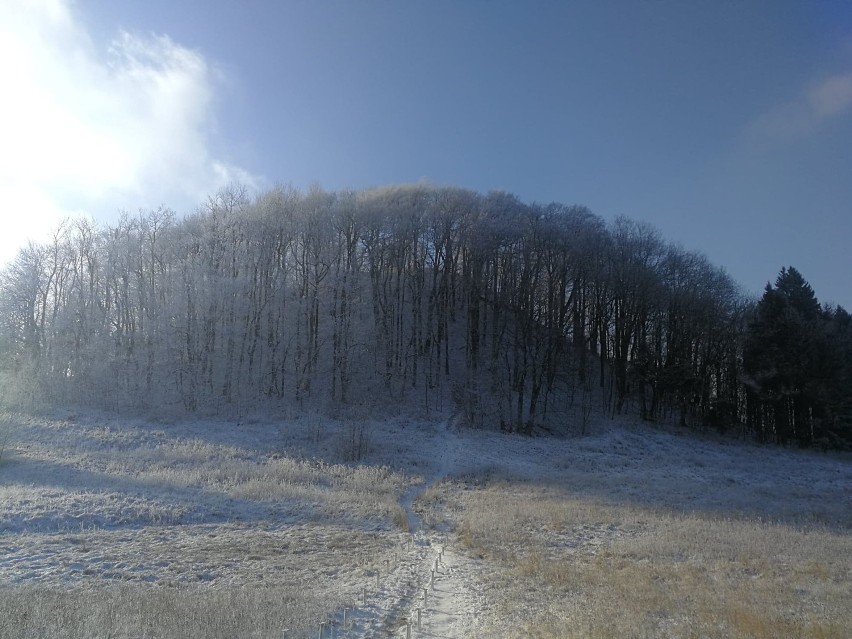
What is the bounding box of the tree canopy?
[0,184,848,448]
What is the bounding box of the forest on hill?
[0,183,850,448]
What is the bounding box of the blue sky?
[2,0,851,308]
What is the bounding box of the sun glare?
[0,0,248,267]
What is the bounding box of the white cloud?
[0,0,258,265]
[807,73,852,119]
[750,72,852,140]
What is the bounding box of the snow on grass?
[0,409,849,637]
[422,419,851,638]
[1,414,409,534]
[0,583,327,638]
[0,411,418,637]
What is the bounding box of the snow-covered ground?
[0,410,849,637]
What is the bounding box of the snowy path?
[325,422,486,638]
[392,423,485,639]
[400,425,454,536]
[413,545,483,638]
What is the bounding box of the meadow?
[0,411,848,637]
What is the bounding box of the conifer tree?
[743,267,834,446]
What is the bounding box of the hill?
[2,184,850,448]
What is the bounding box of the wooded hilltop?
[1,183,850,448]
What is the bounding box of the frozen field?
[0,411,849,637]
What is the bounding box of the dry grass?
[0,521,406,637]
[6,417,410,527]
[3,413,849,637]
[444,481,851,639]
[0,584,324,639]
[0,415,416,638]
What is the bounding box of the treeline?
[743,267,852,448]
[0,183,849,447]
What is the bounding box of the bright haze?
[2,0,851,308]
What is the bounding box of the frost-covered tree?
[0,183,776,442]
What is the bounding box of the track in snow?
[321,422,484,638]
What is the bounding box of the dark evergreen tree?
[820,305,852,448]
[743,267,840,446]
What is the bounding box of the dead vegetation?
[442,481,851,638]
[1,412,849,638]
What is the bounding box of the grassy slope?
[0,410,849,638]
